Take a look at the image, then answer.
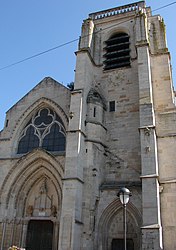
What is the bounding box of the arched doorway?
[97,200,141,250]
[26,220,53,250]
[0,150,63,249]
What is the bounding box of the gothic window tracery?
[17,108,66,154]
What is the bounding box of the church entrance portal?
[111,239,134,250]
[26,220,53,250]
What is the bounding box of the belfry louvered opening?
[104,33,130,70]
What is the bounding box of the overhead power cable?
[0,38,79,71]
[152,1,176,12]
[0,1,175,71]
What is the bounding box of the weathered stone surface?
[0,2,175,250]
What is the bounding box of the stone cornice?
[62,177,84,184]
[100,181,141,190]
[140,174,159,179]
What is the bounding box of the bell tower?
[59,1,175,249]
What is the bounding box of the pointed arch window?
[104,32,130,70]
[17,108,66,154]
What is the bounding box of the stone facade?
[0,1,176,250]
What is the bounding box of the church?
[0,1,176,249]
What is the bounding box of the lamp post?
[117,187,131,250]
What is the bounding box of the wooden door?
[111,239,134,250]
[26,220,53,250]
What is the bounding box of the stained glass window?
[17,108,66,154]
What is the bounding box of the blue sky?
[0,0,175,130]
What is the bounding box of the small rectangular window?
[93,107,96,117]
[5,119,9,127]
[109,101,115,112]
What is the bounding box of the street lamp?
[117,187,131,250]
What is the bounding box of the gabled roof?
[6,77,69,113]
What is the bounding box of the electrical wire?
[0,38,79,71]
[0,1,175,71]
[152,1,176,12]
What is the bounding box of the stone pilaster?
[58,89,85,250]
[136,12,163,250]
[59,35,94,248]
